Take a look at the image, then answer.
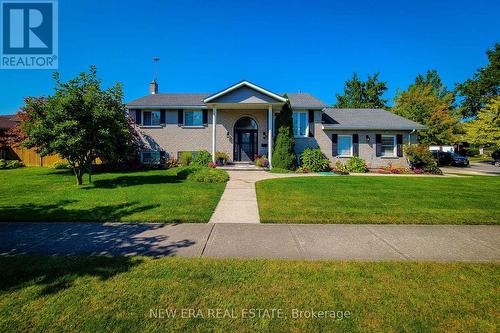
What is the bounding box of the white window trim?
[183,110,204,128]
[381,135,397,157]
[293,111,309,138]
[141,110,161,127]
[338,134,353,157]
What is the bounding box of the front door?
[234,130,258,161]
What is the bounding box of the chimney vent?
[149,80,158,94]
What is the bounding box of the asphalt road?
[440,161,500,176]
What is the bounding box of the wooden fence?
[10,147,67,167]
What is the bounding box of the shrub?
[346,156,368,173]
[272,101,297,170]
[413,168,424,174]
[186,167,229,183]
[191,150,212,167]
[164,158,178,169]
[53,162,70,169]
[466,147,480,157]
[215,151,229,165]
[0,159,23,169]
[179,151,193,166]
[333,161,349,174]
[208,162,216,168]
[404,144,438,172]
[255,155,269,168]
[296,166,311,173]
[300,148,330,172]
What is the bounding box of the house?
[126,80,425,168]
[0,114,19,160]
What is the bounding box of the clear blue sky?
[0,0,499,114]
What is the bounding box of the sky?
[0,0,499,114]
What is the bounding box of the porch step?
[218,163,268,171]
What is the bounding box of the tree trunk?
[76,171,83,185]
[88,163,92,183]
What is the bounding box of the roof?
[127,93,209,108]
[286,93,327,109]
[203,80,287,103]
[0,114,19,130]
[322,108,426,130]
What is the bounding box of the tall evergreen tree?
[335,72,388,108]
[455,43,499,118]
[272,98,297,170]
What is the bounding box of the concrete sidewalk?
[1,222,498,261]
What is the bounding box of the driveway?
[1,222,499,262]
[440,161,500,176]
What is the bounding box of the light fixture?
[366,135,371,143]
[226,131,230,138]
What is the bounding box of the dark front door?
[234,129,258,161]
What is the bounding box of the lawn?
[256,176,500,224]
[0,167,226,223]
[0,256,497,333]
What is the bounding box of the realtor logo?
[1,0,58,69]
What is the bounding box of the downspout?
[408,129,416,145]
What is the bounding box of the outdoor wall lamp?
[365,135,371,143]
[263,131,267,140]
[226,131,230,138]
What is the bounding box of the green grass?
[0,167,226,223]
[256,176,500,224]
[0,256,497,333]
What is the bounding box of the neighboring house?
[0,114,19,159]
[127,80,425,168]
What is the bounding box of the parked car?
[492,149,500,166]
[431,151,469,167]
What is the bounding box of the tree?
[272,98,297,170]
[463,96,500,148]
[335,72,388,108]
[21,66,132,185]
[392,71,460,145]
[455,43,500,118]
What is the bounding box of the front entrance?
[234,117,258,162]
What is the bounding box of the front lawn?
[0,256,497,333]
[256,176,500,224]
[0,167,226,223]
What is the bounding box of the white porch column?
[268,105,273,168]
[212,107,217,163]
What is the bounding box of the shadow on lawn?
[88,174,183,189]
[0,200,161,222]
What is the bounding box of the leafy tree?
[21,66,131,185]
[272,99,297,170]
[455,43,499,118]
[335,72,388,108]
[463,96,500,148]
[392,71,460,145]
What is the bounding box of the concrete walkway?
[209,171,312,223]
[1,222,499,262]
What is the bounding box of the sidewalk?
[1,222,498,262]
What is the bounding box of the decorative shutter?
[332,134,338,156]
[202,110,208,126]
[160,110,166,125]
[376,134,382,157]
[396,134,403,157]
[177,109,183,126]
[353,134,359,156]
[308,110,315,137]
[135,109,141,125]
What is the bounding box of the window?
[381,135,396,157]
[184,110,203,127]
[141,151,160,164]
[338,135,352,156]
[143,111,160,126]
[292,112,308,137]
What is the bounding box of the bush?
[332,161,349,174]
[179,151,193,166]
[0,159,23,169]
[466,148,480,157]
[164,158,178,169]
[208,162,216,168]
[255,155,269,168]
[404,144,438,172]
[300,148,330,172]
[186,167,229,183]
[346,156,368,173]
[296,166,311,173]
[272,101,297,170]
[191,150,212,167]
[53,162,70,169]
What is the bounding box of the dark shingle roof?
[322,108,426,130]
[0,114,19,129]
[127,93,209,108]
[285,93,327,109]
